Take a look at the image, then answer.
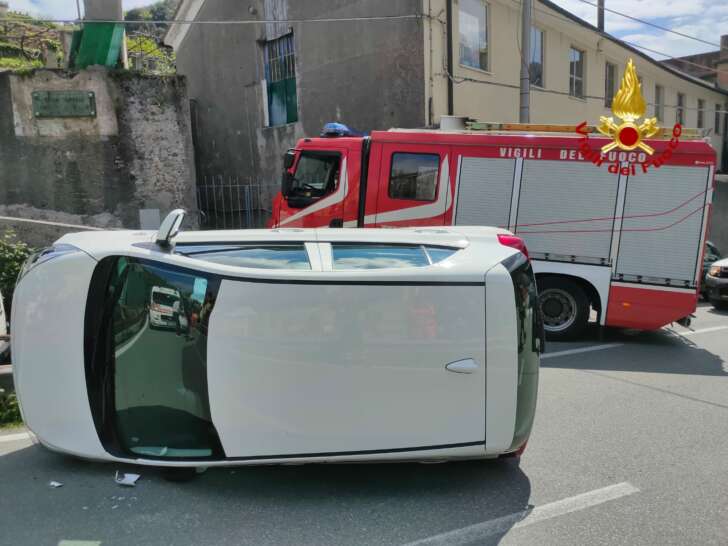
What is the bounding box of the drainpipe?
[446,0,454,116]
[597,0,605,32]
[519,0,531,123]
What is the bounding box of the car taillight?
[497,234,529,260]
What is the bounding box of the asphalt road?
[1,303,728,546]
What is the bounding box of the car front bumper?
[705,274,728,301]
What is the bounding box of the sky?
[6,0,727,60]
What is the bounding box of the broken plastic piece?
[48,480,63,488]
[114,471,140,487]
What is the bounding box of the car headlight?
[18,244,83,280]
[708,265,721,277]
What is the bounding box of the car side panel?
[207,280,487,458]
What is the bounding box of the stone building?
[166,0,728,197]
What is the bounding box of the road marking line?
[0,431,32,443]
[115,317,149,358]
[541,343,623,360]
[403,482,639,546]
[670,325,728,337]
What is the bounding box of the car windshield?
[290,153,340,195]
[152,292,178,306]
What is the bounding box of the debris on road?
[114,471,140,487]
[48,481,63,488]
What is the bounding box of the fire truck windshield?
[290,152,340,197]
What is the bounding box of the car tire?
[710,299,728,311]
[537,277,590,341]
[161,467,198,482]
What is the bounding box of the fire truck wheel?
[537,278,589,340]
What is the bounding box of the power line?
[571,0,725,52]
[512,0,728,82]
[3,14,422,25]
[625,41,728,78]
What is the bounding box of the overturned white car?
[12,212,542,467]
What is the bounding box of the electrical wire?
[571,0,726,51]
[1,14,423,25]
[513,0,728,78]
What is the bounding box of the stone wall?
[0,68,197,246]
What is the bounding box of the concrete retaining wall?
[0,69,197,247]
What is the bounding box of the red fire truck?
[268,122,715,339]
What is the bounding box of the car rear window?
[332,244,457,270]
[176,244,311,270]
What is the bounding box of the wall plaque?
[32,90,97,118]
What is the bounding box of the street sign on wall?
[32,90,97,118]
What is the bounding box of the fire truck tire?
[537,277,589,340]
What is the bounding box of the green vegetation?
[0,10,66,71]
[124,0,180,38]
[0,390,22,427]
[0,230,33,315]
[126,33,175,74]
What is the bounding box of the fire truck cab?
[269,122,715,339]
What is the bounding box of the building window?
[697,99,705,129]
[569,47,585,98]
[529,27,544,87]
[605,62,617,107]
[654,85,664,121]
[459,0,488,71]
[716,104,721,135]
[389,153,439,201]
[264,33,298,126]
[676,93,685,125]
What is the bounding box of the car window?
[388,153,440,201]
[176,244,311,270]
[105,258,224,459]
[332,244,457,270]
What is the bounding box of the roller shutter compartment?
[516,160,619,264]
[615,166,710,285]
[455,157,516,229]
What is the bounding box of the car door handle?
[445,358,479,374]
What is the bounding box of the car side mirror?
[156,209,186,248]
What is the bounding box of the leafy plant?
[0,390,22,427]
[0,230,33,314]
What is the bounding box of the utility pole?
[519,0,532,122]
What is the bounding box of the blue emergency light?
[321,122,366,137]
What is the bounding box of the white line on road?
[403,482,639,546]
[670,325,728,337]
[0,431,32,443]
[541,343,623,360]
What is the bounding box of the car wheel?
[537,278,590,341]
[161,467,198,482]
[710,299,728,311]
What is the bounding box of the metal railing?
[196,177,279,230]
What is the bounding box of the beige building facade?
[423,0,728,168]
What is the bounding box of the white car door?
[205,243,487,459]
